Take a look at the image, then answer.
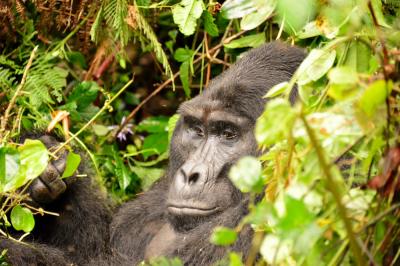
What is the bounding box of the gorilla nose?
[180,168,201,185]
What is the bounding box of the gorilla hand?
[29,135,68,204]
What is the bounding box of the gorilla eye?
[222,129,237,140]
[191,125,204,137]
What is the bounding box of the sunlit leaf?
[61,151,81,179]
[297,49,336,85]
[265,82,288,98]
[221,0,256,19]
[229,156,263,193]
[172,0,205,36]
[275,0,317,35]
[179,61,191,97]
[210,227,237,246]
[358,80,392,117]
[240,0,276,30]
[202,10,219,37]
[10,205,35,233]
[168,114,181,143]
[136,116,169,133]
[224,33,265,49]
[255,99,296,146]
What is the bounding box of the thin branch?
[115,30,246,136]
[53,79,134,155]
[0,46,38,141]
[300,112,365,266]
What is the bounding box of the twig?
[300,112,365,266]
[0,46,38,142]
[53,79,134,155]
[115,30,246,136]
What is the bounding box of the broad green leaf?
[260,235,292,264]
[229,156,263,193]
[240,0,276,30]
[18,139,48,181]
[327,67,359,100]
[92,124,110,136]
[221,0,256,19]
[275,0,317,35]
[61,151,81,179]
[179,61,191,97]
[229,252,244,266]
[328,67,358,84]
[255,99,296,146]
[136,116,169,133]
[113,146,131,190]
[265,82,288,98]
[202,10,219,37]
[5,140,48,192]
[210,227,237,246]
[130,166,164,191]
[359,80,392,117]
[142,133,169,160]
[172,0,205,36]
[224,33,265,49]
[67,81,99,110]
[371,0,391,28]
[10,205,35,233]
[340,41,372,73]
[297,21,322,39]
[174,48,195,62]
[3,148,20,192]
[297,49,336,85]
[168,114,181,143]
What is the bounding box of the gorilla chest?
[144,223,177,259]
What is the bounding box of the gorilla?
[0,42,305,265]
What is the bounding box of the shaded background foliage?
[0,0,400,265]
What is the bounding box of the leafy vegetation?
[0,0,399,264]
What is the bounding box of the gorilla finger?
[47,178,67,197]
[52,152,67,174]
[30,178,53,204]
[39,164,60,184]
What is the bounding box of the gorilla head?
[166,42,306,231]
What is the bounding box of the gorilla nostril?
[188,173,200,185]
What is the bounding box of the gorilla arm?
[1,135,113,265]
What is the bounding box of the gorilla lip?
[167,204,219,216]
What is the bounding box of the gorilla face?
[165,42,306,231]
[166,97,259,230]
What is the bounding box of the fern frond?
[132,4,175,88]
[103,0,131,45]
[0,67,17,91]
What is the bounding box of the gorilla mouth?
[167,204,219,217]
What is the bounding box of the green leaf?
[61,152,81,179]
[130,166,164,191]
[172,0,205,36]
[371,0,391,28]
[221,0,256,19]
[168,114,181,143]
[92,124,111,136]
[210,227,237,246]
[179,61,191,97]
[66,51,87,69]
[297,49,336,85]
[0,147,5,186]
[275,0,317,35]
[359,80,391,117]
[229,156,263,193]
[142,133,169,160]
[255,99,296,146]
[113,146,131,190]
[174,48,195,62]
[265,82,289,98]
[4,140,49,192]
[136,116,169,133]
[240,0,276,30]
[2,148,20,192]
[10,205,35,233]
[202,10,219,37]
[328,66,358,84]
[224,33,266,49]
[229,252,244,266]
[67,81,100,110]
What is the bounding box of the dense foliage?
[0,0,400,264]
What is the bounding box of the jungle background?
[0,0,400,265]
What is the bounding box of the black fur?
[0,42,305,266]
